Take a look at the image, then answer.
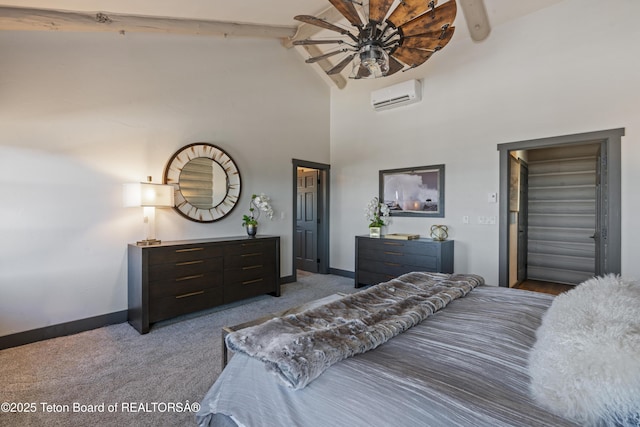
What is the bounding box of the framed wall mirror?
[164,143,242,222]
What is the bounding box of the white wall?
[330,0,640,285]
[0,31,330,336]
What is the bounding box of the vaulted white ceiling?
[1,0,566,88]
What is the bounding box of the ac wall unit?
[371,79,422,111]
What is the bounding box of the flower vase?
[246,224,257,237]
[369,226,381,238]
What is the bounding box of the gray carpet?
[0,272,357,427]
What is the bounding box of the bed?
[196,272,628,427]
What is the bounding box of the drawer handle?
[242,265,263,270]
[383,251,403,256]
[241,243,261,247]
[384,262,401,267]
[383,242,403,246]
[175,247,204,253]
[175,290,205,299]
[241,253,261,257]
[176,260,204,266]
[176,274,204,282]
[242,278,263,285]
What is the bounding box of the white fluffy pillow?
[528,275,640,426]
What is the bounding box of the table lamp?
[123,176,175,246]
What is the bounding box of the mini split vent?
[371,79,422,111]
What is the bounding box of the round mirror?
[164,143,241,222]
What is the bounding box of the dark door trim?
[516,159,528,284]
[292,159,331,283]
[497,128,624,287]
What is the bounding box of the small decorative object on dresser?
[369,226,381,238]
[430,225,449,241]
[365,196,389,238]
[385,233,420,240]
[242,193,274,237]
[355,235,454,287]
[122,176,175,246]
[127,236,280,334]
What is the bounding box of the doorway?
[497,128,624,288]
[292,159,330,282]
[511,144,601,286]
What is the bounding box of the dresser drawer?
[223,275,277,303]
[149,271,224,299]
[358,248,437,268]
[358,259,434,277]
[149,287,224,323]
[148,244,223,265]
[225,251,275,269]
[357,270,397,287]
[224,263,276,285]
[358,239,438,257]
[224,240,273,256]
[149,257,223,282]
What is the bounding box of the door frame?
[497,128,624,287]
[516,159,528,284]
[292,159,330,282]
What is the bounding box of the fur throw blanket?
[226,272,483,390]
[528,275,640,426]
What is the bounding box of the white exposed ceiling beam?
[284,6,350,89]
[0,6,297,39]
[302,44,347,89]
[0,5,347,88]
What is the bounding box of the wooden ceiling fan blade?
[294,15,351,35]
[327,54,356,75]
[386,55,405,76]
[391,46,434,67]
[369,0,395,23]
[387,0,440,29]
[399,0,457,37]
[328,0,363,26]
[293,39,346,46]
[402,26,455,50]
[305,49,348,64]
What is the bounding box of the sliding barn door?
[526,144,600,285]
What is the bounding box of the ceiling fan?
[293,0,489,79]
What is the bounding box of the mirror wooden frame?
[163,143,242,223]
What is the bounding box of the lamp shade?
[123,182,174,207]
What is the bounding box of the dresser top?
[129,235,279,248]
[357,235,452,243]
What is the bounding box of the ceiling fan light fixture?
[295,0,469,81]
[350,42,389,79]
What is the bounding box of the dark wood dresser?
[355,235,454,288]
[128,235,280,334]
